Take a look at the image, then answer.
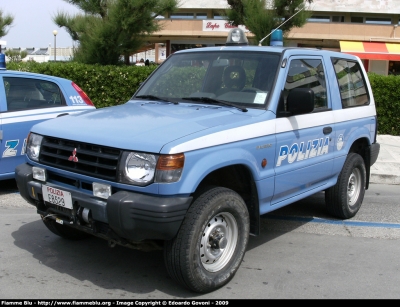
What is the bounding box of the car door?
[0,75,74,180]
[272,56,336,206]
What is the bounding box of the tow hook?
[108,240,117,248]
[41,213,58,221]
[40,214,73,225]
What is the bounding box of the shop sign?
[202,20,249,32]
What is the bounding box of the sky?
[1,0,81,48]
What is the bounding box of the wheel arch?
[348,136,372,189]
[193,164,260,236]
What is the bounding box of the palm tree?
[0,9,14,39]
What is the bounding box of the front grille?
[40,136,121,181]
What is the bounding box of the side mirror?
[286,88,315,116]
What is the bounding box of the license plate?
[42,185,73,210]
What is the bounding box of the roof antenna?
[258,6,307,46]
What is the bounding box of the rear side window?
[4,77,66,111]
[331,58,369,108]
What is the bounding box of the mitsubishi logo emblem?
[68,148,78,162]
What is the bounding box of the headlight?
[119,151,185,186]
[120,152,158,186]
[26,133,43,162]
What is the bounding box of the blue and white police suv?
[0,53,96,180]
[15,28,380,293]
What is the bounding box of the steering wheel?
[223,65,246,90]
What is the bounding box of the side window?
[4,77,65,111]
[284,59,328,110]
[331,58,369,108]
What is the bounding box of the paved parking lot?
[1,180,400,299]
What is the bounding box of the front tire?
[164,186,250,293]
[325,153,366,219]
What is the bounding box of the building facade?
[4,1,400,75]
[145,0,400,75]
[1,46,75,63]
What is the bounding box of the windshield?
[135,50,280,109]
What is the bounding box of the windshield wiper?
[182,97,248,112]
[135,95,178,104]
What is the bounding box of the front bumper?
[15,163,192,242]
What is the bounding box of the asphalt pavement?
[370,134,400,185]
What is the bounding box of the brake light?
[71,82,95,106]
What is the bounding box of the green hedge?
[5,62,399,135]
[367,73,400,136]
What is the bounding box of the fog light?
[93,182,112,199]
[32,167,46,182]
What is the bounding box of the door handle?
[323,127,332,135]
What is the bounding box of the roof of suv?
[173,44,360,62]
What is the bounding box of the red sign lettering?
[224,23,236,29]
[205,22,220,30]
[47,187,64,197]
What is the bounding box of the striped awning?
[340,41,400,61]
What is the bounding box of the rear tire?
[42,218,90,240]
[325,153,366,219]
[164,186,249,293]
